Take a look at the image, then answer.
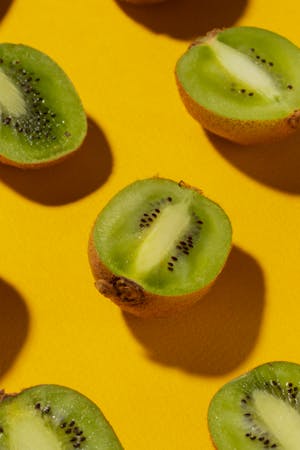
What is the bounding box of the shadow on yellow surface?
[0,0,13,21]
[0,117,113,205]
[207,131,300,194]
[0,279,29,378]
[116,0,248,40]
[124,246,264,375]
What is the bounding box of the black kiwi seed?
[90,177,232,317]
[42,405,51,413]
[208,362,300,450]
[0,43,87,168]
[0,385,123,448]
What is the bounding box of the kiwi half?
[0,44,86,167]
[208,361,300,449]
[0,384,123,449]
[176,27,300,145]
[89,177,232,317]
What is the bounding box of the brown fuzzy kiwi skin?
[88,232,216,318]
[176,57,300,146]
[88,187,231,320]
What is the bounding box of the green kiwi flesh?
[176,27,300,144]
[208,361,300,450]
[0,44,86,167]
[0,384,123,449]
[90,178,231,316]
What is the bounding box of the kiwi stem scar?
[134,197,192,275]
[210,38,281,101]
[253,389,300,449]
[0,69,26,117]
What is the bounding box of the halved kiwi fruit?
[0,43,87,167]
[176,27,300,145]
[0,384,123,449]
[208,361,300,449]
[89,177,232,317]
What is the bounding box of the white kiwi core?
[93,178,232,296]
[134,196,192,275]
[0,68,26,117]
[253,389,300,449]
[7,411,62,450]
[210,39,281,101]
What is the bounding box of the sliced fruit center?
[135,197,191,275]
[7,411,62,450]
[253,390,300,449]
[176,27,300,121]
[210,39,281,101]
[0,68,26,116]
[0,44,87,164]
[94,178,232,296]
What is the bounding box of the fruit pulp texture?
[0,44,86,165]
[0,385,123,449]
[93,178,232,296]
[208,361,300,450]
[176,27,300,121]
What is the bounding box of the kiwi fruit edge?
[0,43,87,168]
[0,384,123,449]
[88,177,232,318]
[208,361,300,450]
[175,27,300,145]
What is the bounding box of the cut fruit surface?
[208,361,300,450]
[0,44,87,167]
[89,178,232,317]
[176,27,300,144]
[0,384,123,449]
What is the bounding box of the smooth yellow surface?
[0,0,300,449]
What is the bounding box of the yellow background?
[0,0,300,448]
